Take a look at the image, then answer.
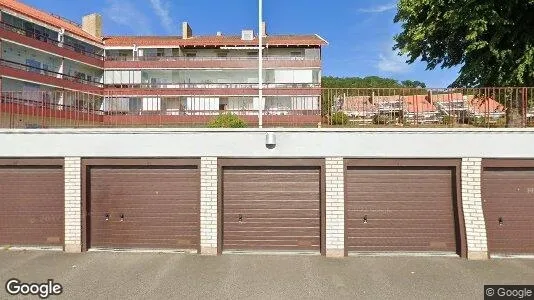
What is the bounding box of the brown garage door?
[0,165,63,247]
[346,166,458,253]
[88,166,199,250]
[223,167,321,252]
[483,167,534,255]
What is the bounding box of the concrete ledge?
[468,251,489,261]
[2,127,534,134]
[201,247,218,256]
[326,249,345,258]
[64,244,82,253]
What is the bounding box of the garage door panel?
[347,210,453,219]
[89,166,199,250]
[348,239,454,250]
[346,166,457,253]
[223,192,319,199]
[0,166,64,247]
[483,167,534,254]
[223,166,321,252]
[347,202,454,210]
[225,219,319,228]
[224,183,318,192]
[224,201,318,210]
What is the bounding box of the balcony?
[104,55,321,69]
[103,82,322,97]
[0,59,103,92]
[0,22,104,68]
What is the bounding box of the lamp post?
[221,0,264,128]
[258,0,263,128]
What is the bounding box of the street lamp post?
[258,0,263,128]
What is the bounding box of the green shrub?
[442,115,457,125]
[373,114,393,125]
[331,112,349,125]
[469,116,488,127]
[208,114,247,128]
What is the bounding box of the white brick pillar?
[200,157,218,255]
[325,157,345,257]
[461,158,488,260]
[64,157,82,253]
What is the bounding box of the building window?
[247,51,258,57]
[25,59,41,74]
[185,52,197,57]
[217,52,228,58]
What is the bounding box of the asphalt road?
[1,251,533,299]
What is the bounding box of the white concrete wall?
[0,128,533,158]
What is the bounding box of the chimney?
[182,22,193,39]
[261,21,267,37]
[241,30,254,41]
[82,13,102,38]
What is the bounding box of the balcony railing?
[1,87,534,128]
[0,59,103,88]
[0,21,104,60]
[105,55,320,62]
[104,83,321,89]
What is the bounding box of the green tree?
[394,0,534,126]
[401,80,426,88]
[394,0,534,87]
[322,76,426,88]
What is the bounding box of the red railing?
[0,59,103,88]
[0,21,104,60]
[105,55,319,62]
[1,88,533,128]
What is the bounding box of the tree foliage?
[322,76,426,88]
[400,80,426,88]
[394,0,534,87]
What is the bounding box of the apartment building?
[0,0,327,127]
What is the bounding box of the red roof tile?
[468,97,506,114]
[1,1,327,48]
[103,35,328,47]
[0,0,102,43]
[406,95,436,113]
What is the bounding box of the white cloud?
[377,50,411,73]
[104,0,152,35]
[149,0,176,34]
[359,2,397,13]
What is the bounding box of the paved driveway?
[1,251,533,299]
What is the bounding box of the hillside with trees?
[322,76,426,88]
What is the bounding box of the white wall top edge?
[1,128,534,134]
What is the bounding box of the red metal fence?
[1,88,533,128]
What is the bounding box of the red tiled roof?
[343,95,439,114]
[342,96,378,114]
[0,0,102,43]
[468,97,506,114]
[103,35,328,47]
[406,95,436,113]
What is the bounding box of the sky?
[23,0,461,87]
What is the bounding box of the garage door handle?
[120,214,125,222]
[498,217,503,226]
[363,215,368,224]
[238,214,243,223]
[105,213,110,221]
